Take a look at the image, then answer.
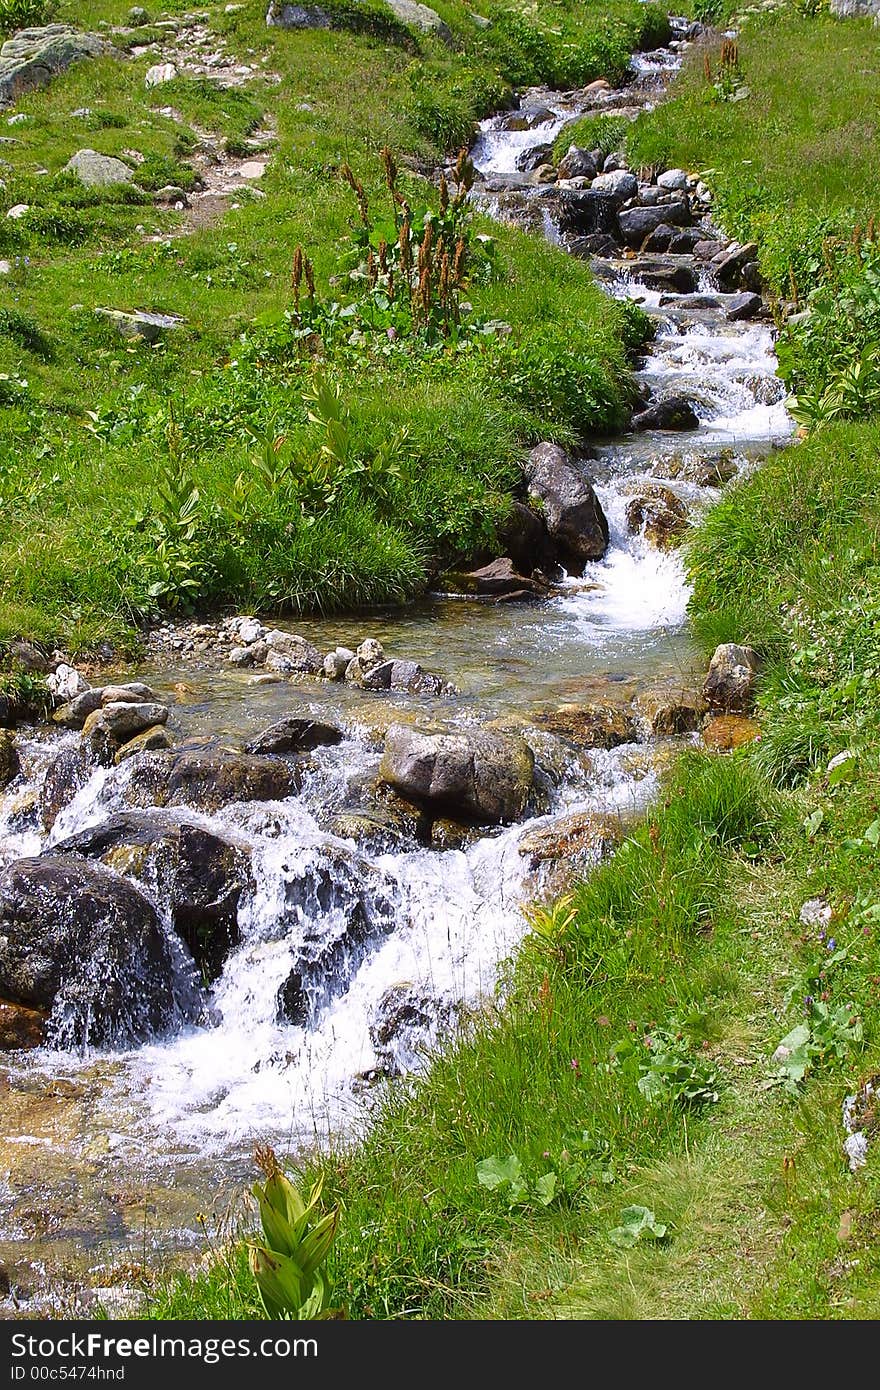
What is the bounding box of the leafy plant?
[768,1002,863,1095]
[608,1205,669,1248]
[0,0,54,36]
[248,1148,342,1320]
[612,1024,722,1108]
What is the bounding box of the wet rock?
[362,660,394,690]
[274,846,396,1027]
[0,855,198,1047]
[0,1000,46,1050]
[692,239,727,261]
[634,259,696,294]
[429,817,485,850]
[64,149,132,186]
[557,189,619,238]
[370,982,460,1075]
[389,660,454,696]
[323,647,354,680]
[518,810,623,870]
[499,104,555,131]
[532,702,637,749]
[40,742,93,830]
[91,701,168,740]
[667,227,704,254]
[567,231,620,258]
[632,395,699,432]
[497,500,559,577]
[328,810,413,855]
[524,443,609,573]
[590,169,637,203]
[52,813,252,982]
[534,163,556,184]
[445,557,549,601]
[713,241,759,288]
[702,643,759,713]
[114,724,173,763]
[725,291,763,321]
[344,637,386,685]
[635,682,707,735]
[516,141,553,172]
[557,146,598,181]
[100,682,157,705]
[702,714,761,750]
[263,629,323,675]
[0,730,19,788]
[625,484,689,547]
[129,748,301,811]
[379,724,534,825]
[0,26,109,110]
[245,715,343,756]
[618,199,691,248]
[640,222,677,253]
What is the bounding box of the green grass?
[0,0,669,653]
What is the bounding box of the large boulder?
[52,812,253,982]
[702,643,759,713]
[524,443,609,574]
[632,395,699,432]
[0,26,109,109]
[0,856,200,1048]
[557,189,619,238]
[443,557,550,602]
[126,748,300,812]
[40,741,93,830]
[590,169,638,204]
[497,499,559,576]
[635,682,707,735]
[63,149,132,187]
[557,146,598,182]
[383,0,452,41]
[618,199,691,248]
[518,810,623,872]
[369,982,460,1075]
[378,724,534,824]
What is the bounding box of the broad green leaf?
[476,1154,522,1190]
[534,1172,557,1206]
[298,1208,340,1279]
[249,1244,305,1320]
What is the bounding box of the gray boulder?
[632,395,700,432]
[557,146,598,181]
[0,731,19,789]
[0,26,109,109]
[94,309,183,343]
[725,292,763,321]
[557,189,619,238]
[618,199,691,248]
[266,3,332,26]
[0,855,199,1048]
[379,724,534,824]
[383,0,452,41]
[126,747,300,812]
[51,813,253,983]
[40,742,93,830]
[590,169,638,204]
[524,443,609,573]
[703,643,759,713]
[263,630,323,675]
[64,149,132,186]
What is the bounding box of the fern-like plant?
[248,1147,343,1320]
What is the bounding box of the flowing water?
[0,20,793,1305]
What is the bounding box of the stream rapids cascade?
[0,17,793,1301]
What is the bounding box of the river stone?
[533,702,637,749]
[713,241,759,288]
[657,168,689,191]
[127,748,300,811]
[0,731,19,789]
[702,715,761,751]
[447,557,550,600]
[53,688,104,730]
[590,169,637,204]
[618,199,691,248]
[378,724,534,825]
[274,845,396,1027]
[263,630,322,674]
[497,500,559,577]
[245,716,343,756]
[52,813,252,982]
[518,810,623,870]
[328,810,412,855]
[0,1000,46,1050]
[323,647,354,680]
[725,291,763,322]
[640,223,678,254]
[524,443,609,573]
[46,664,89,702]
[63,149,132,186]
[556,188,619,238]
[0,26,109,110]
[635,683,707,735]
[100,683,157,705]
[0,855,198,1047]
[557,146,598,181]
[429,817,483,851]
[114,724,173,763]
[40,742,93,830]
[625,484,689,548]
[86,701,168,742]
[369,982,460,1075]
[632,395,699,432]
[703,643,760,713]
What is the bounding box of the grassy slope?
[0,0,667,656]
[142,7,880,1322]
